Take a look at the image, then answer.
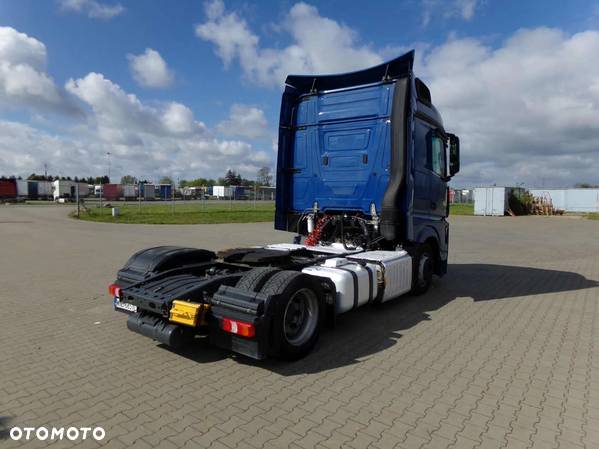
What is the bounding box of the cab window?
[430,133,446,177]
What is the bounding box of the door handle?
[285,168,302,174]
[430,201,437,209]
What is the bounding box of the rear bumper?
[122,285,275,360]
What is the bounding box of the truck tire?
[411,243,434,296]
[260,271,323,360]
[236,267,280,292]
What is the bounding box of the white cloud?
[127,48,174,88]
[421,0,480,26]
[59,73,270,178]
[162,102,196,134]
[197,4,599,186]
[59,0,124,19]
[195,1,381,86]
[420,28,599,186]
[0,27,80,116]
[217,104,268,139]
[65,72,205,142]
[0,26,272,181]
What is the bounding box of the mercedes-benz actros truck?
[108,51,460,360]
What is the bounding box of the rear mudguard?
[117,246,216,285]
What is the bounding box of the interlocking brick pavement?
[1,206,598,448]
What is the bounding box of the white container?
[112,208,120,217]
[16,180,28,197]
[37,181,52,198]
[349,250,412,302]
[122,184,136,199]
[77,182,89,197]
[213,185,233,198]
[302,258,378,314]
[529,188,599,213]
[53,180,74,200]
[143,184,155,199]
[474,187,507,216]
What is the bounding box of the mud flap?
[210,286,277,360]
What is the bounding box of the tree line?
[3,166,274,187]
[0,174,111,183]
[179,167,273,188]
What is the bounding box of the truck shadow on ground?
[170,263,597,373]
[0,416,13,440]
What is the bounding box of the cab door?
[428,131,448,219]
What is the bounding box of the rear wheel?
[411,243,434,295]
[260,271,323,360]
[236,267,280,292]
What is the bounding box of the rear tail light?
[108,283,121,298]
[221,318,255,338]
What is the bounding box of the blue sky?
[1,0,598,186]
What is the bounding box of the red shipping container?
[103,183,123,200]
[0,179,17,199]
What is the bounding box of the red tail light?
[108,283,121,298]
[221,318,255,338]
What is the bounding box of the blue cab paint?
[275,50,460,275]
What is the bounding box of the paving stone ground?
[1,206,598,449]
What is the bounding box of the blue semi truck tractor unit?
[108,51,460,360]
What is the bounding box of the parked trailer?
[15,180,28,198]
[142,184,155,200]
[108,51,461,360]
[158,184,172,200]
[122,184,137,200]
[53,180,75,200]
[212,185,233,198]
[27,181,39,199]
[0,179,17,199]
[77,183,90,197]
[37,181,52,199]
[103,184,123,200]
[51,180,88,200]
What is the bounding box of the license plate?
[114,297,137,313]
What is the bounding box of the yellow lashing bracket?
[169,300,209,327]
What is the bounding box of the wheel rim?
[283,288,319,346]
[418,254,432,287]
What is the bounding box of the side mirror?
[448,134,460,177]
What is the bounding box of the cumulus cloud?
[0,27,80,116]
[0,118,271,180]
[60,73,268,178]
[197,4,599,186]
[65,72,205,141]
[59,0,124,19]
[217,104,268,139]
[420,28,599,187]
[195,0,381,86]
[0,26,272,180]
[127,48,174,88]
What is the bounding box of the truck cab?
[275,50,460,289]
[109,51,460,360]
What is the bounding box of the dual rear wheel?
[236,268,323,360]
